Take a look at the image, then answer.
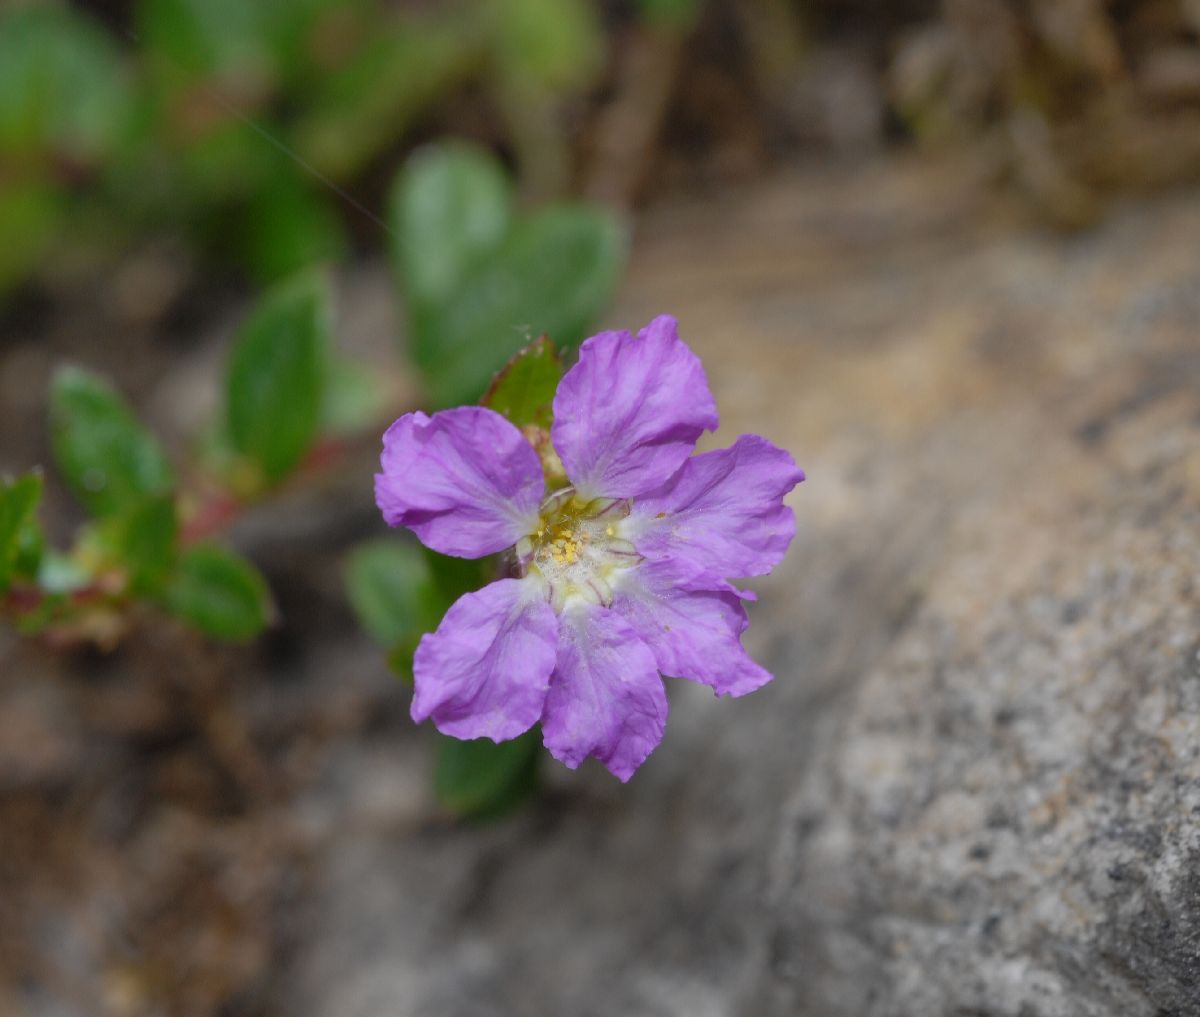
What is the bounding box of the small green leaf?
[344,538,439,649]
[482,335,562,429]
[0,471,43,588]
[226,270,330,484]
[165,544,270,640]
[50,366,174,517]
[414,204,625,406]
[391,143,512,308]
[102,494,179,593]
[435,731,541,818]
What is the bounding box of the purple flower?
[375,315,804,780]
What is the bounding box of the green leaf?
[390,144,624,407]
[0,6,132,163]
[344,538,439,649]
[415,204,626,406]
[0,471,43,588]
[435,731,541,818]
[165,543,271,640]
[50,366,174,517]
[482,335,562,430]
[226,271,330,484]
[102,494,179,594]
[390,143,512,309]
[293,20,472,180]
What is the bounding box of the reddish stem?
[179,491,242,545]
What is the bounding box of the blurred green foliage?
[393,145,513,310]
[391,144,624,406]
[635,0,704,28]
[44,362,272,639]
[0,0,626,298]
[0,265,386,642]
[91,492,179,594]
[0,7,130,160]
[3,0,631,807]
[226,271,330,487]
[491,0,603,96]
[49,366,175,518]
[0,5,132,290]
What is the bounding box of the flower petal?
[541,604,667,781]
[411,577,558,741]
[612,557,772,697]
[628,434,803,578]
[551,315,719,499]
[375,407,544,558]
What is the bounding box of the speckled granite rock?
[765,393,1200,1016]
[284,163,1200,1016]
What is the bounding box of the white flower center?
[515,487,641,611]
